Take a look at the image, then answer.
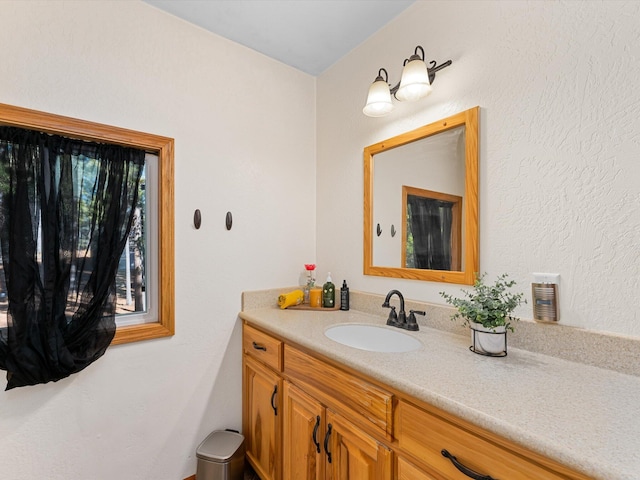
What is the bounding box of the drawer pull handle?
[252,341,267,351]
[312,415,321,453]
[324,423,333,463]
[441,449,496,480]
[270,385,278,416]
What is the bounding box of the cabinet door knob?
[441,449,495,480]
[270,385,278,416]
[323,423,333,463]
[312,416,321,453]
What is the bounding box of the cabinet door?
[244,356,282,480]
[325,410,392,480]
[282,382,325,480]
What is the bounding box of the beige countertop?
[240,306,640,480]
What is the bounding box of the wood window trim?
[401,185,462,271]
[0,103,175,345]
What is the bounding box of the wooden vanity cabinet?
[282,382,392,480]
[244,323,392,480]
[283,343,393,480]
[243,322,591,480]
[243,325,284,480]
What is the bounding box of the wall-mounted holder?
[531,273,559,322]
[532,282,558,322]
[193,209,201,229]
[226,211,233,230]
[390,225,396,237]
[376,223,382,237]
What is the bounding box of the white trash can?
[196,430,245,480]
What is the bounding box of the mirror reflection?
[363,107,479,284]
[403,185,462,270]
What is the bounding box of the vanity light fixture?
[362,46,452,117]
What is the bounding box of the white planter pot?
[469,322,507,355]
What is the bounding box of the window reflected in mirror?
[402,186,462,271]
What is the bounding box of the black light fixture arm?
[375,67,390,83]
[427,59,452,84]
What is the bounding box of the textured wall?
[316,0,640,337]
[0,1,315,479]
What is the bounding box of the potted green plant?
[440,273,526,356]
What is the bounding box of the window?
[402,185,462,271]
[113,153,159,328]
[0,103,174,345]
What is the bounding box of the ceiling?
[143,0,415,76]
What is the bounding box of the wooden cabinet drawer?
[243,324,283,372]
[284,345,393,436]
[397,457,439,480]
[396,400,587,480]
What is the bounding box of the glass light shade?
[363,79,394,117]
[395,58,432,102]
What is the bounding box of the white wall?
[0,1,315,479]
[317,0,640,338]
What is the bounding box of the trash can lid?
[196,430,245,462]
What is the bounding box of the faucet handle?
[385,306,398,326]
[406,310,425,331]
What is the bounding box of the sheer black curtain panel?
[408,196,453,271]
[0,126,144,389]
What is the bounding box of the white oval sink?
[324,324,422,353]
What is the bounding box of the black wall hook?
[193,209,201,229]
[225,211,233,230]
[376,223,382,236]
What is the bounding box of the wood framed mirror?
[363,107,478,284]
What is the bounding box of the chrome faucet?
[382,289,423,331]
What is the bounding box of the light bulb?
[396,58,432,102]
[363,78,394,117]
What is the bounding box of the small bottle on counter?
[303,264,316,304]
[322,273,335,308]
[340,280,350,311]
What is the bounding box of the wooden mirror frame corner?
[363,106,479,285]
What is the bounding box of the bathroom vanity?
[239,305,639,480]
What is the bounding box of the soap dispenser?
[322,273,335,308]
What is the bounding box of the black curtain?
[408,195,453,270]
[0,126,144,389]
